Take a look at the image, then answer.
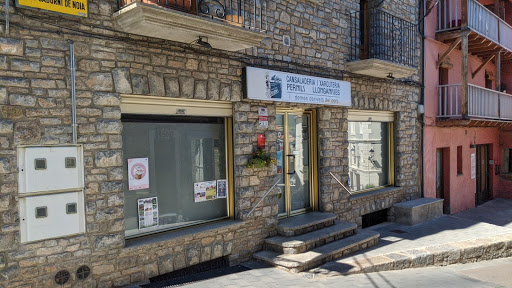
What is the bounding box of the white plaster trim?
[348,109,395,122]
[120,94,233,117]
[346,59,417,79]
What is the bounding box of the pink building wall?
[499,131,512,197]
[501,63,512,93]
[424,38,496,124]
[424,127,501,213]
[423,0,510,213]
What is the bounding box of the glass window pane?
[276,114,286,215]
[122,117,227,237]
[348,121,389,192]
[289,114,310,211]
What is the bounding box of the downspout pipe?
[419,0,426,198]
[68,40,77,144]
[5,0,9,35]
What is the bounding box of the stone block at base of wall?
[393,198,444,225]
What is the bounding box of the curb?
[305,233,512,277]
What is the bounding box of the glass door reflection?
[277,111,313,217]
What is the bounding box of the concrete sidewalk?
[306,198,512,277]
[144,198,512,287]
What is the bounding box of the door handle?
[287,154,295,175]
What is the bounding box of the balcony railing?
[438,84,462,117]
[437,83,512,120]
[349,8,419,68]
[437,0,512,52]
[118,0,268,32]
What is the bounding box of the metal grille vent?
[55,270,70,285]
[77,265,90,280]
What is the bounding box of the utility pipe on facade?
[5,0,9,35]
[419,0,429,198]
[68,40,77,144]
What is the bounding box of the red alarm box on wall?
[257,134,265,149]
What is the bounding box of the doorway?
[436,148,450,214]
[276,110,317,217]
[359,0,370,60]
[476,144,490,205]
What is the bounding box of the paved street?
[171,257,512,288]
[144,199,512,288]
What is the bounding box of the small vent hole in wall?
[77,265,91,280]
[362,209,388,228]
[55,270,70,285]
[283,35,290,46]
[147,257,250,287]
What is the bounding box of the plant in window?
[248,148,276,168]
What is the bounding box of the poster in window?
[277,151,283,174]
[194,182,207,202]
[138,197,158,229]
[205,180,217,200]
[128,158,149,190]
[217,179,227,199]
[194,181,217,202]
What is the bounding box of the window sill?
[349,186,404,201]
[124,219,244,249]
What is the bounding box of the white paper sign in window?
[128,158,149,190]
[137,197,158,230]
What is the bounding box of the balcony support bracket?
[437,37,461,69]
[471,54,495,79]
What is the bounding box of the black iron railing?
[349,8,419,68]
[118,0,268,32]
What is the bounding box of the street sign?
[16,0,88,18]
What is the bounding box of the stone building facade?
[0,0,421,287]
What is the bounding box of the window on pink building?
[457,146,463,175]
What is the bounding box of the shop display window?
[348,121,393,193]
[122,114,230,238]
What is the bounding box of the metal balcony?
[436,0,512,61]
[437,83,512,125]
[113,0,267,51]
[347,8,420,79]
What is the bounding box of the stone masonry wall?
[317,77,421,224]
[0,0,421,286]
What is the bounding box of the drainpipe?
[5,0,9,35]
[419,0,426,198]
[68,40,77,144]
